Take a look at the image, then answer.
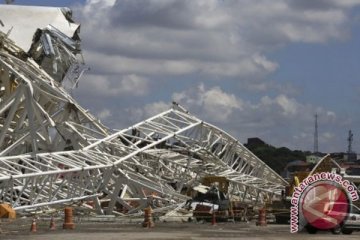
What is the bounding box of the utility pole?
[347,130,353,154]
[314,113,318,154]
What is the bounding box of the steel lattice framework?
[0,104,286,214]
[0,5,287,215]
[0,39,108,156]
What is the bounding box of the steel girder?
[0,105,286,214]
[0,36,108,156]
[0,6,287,215]
[84,105,287,213]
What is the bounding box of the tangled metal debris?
[0,5,287,216]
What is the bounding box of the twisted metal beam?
[0,5,287,216]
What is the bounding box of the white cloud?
[72,0,360,85]
[120,74,149,95]
[143,101,170,118]
[325,111,337,123]
[80,74,149,97]
[83,51,277,78]
[256,94,305,116]
[252,54,279,72]
[125,101,170,123]
[169,83,351,151]
[173,83,243,122]
[70,0,359,152]
[87,53,197,76]
[322,132,335,140]
[275,95,299,116]
[303,10,345,23]
[337,0,360,8]
[241,80,301,95]
[201,87,243,122]
[97,108,112,121]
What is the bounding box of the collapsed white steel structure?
[0,5,287,215]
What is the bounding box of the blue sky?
[3,0,360,153]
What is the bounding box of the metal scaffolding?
[0,5,287,216]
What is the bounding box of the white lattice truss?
[0,7,287,215]
[0,100,286,214]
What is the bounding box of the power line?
[314,113,318,154]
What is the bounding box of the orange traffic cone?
[30,218,37,233]
[256,208,267,226]
[49,216,56,230]
[142,207,155,228]
[63,207,75,229]
[211,211,217,226]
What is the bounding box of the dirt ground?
[1,218,359,240]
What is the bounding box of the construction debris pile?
[0,5,287,218]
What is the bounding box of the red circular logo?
[301,182,349,230]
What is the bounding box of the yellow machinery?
[201,176,229,193]
[0,203,16,219]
